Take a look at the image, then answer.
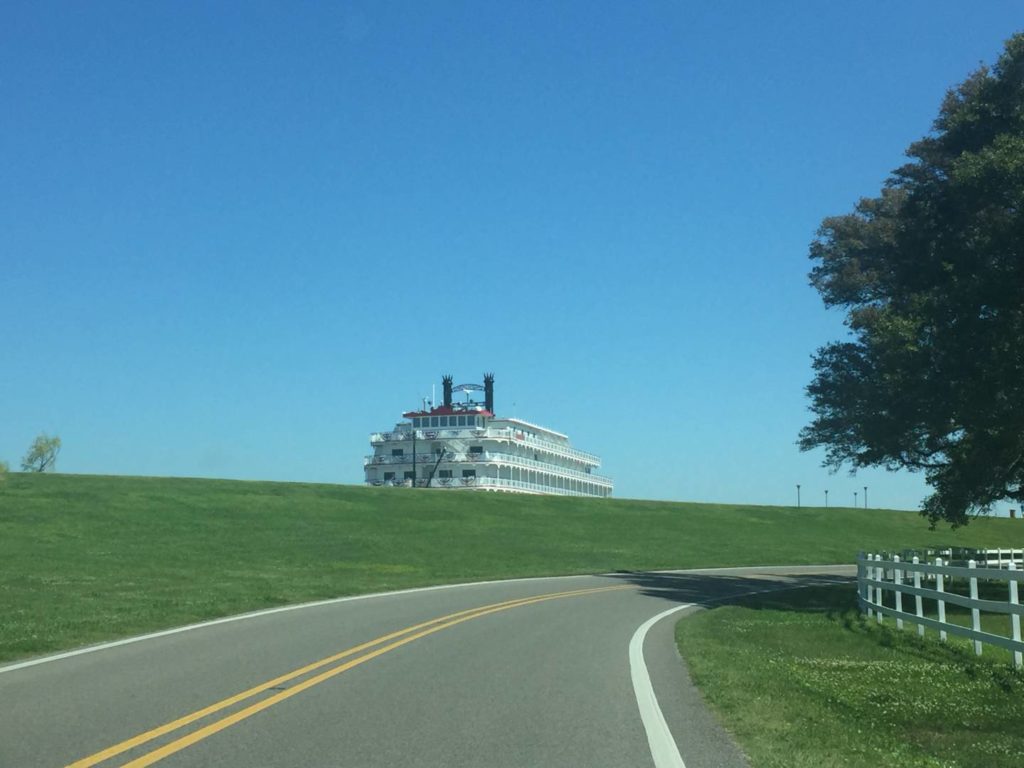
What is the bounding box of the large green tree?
[800,34,1024,528]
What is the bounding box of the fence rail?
[857,552,1023,669]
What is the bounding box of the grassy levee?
[3,472,1024,664]
[675,584,1024,768]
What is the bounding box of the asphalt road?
[1,565,854,768]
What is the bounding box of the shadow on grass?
[606,569,1023,685]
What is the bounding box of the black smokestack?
[442,374,453,408]
[484,372,494,413]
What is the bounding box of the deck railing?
[366,475,608,497]
[363,451,612,485]
[369,428,602,465]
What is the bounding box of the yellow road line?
[66,584,628,768]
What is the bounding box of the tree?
[800,34,1024,528]
[21,434,61,473]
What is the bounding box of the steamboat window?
[469,446,483,454]
[392,449,404,456]
[439,470,453,479]
[404,471,415,480]
[383,472,395,481]
[457,416,466,426]
[430,417,439,427]
[462,469,476,478]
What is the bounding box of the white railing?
[469,476,604,497]
[364,451,613,486]
[369,428,602,466]
[370,428,487,443]
[481,452,613,485]
[897,548,1024,568]
[367,477,479,488]
[365,475,608,497]
[857,552,1023,669]
[364,454,439,465]
[976,549,1024,568]
[512,432,601,465]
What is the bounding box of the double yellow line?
[67,583,629,768]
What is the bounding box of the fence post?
[893,555,904,630]
[913,556,924,637]
[875,554,884,624]
[969,560,982,656]
[936,557,947,643]
[1009,561,1022,671]
[862,553,874,618]
[857,552,865,609]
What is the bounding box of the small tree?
[0,460,8,482]
[21,434,61,473]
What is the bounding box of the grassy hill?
[2,472,1024,663]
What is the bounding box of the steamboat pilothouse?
[364,374,613,497]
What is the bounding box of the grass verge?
[674,584,1024,768]
[3,472,1024,664]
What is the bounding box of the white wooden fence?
[940,548,1024,568]
[857,551,1024,669]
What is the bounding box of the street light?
[411,426,417,488]
[825,489,829,509]
[797,484,801,509]
[854,490,859,507]
[864,486,868,509]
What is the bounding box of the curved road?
[1,565,853,768]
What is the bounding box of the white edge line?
[629,576,853,768]
[0,564,853,676]
[630,604,693,768]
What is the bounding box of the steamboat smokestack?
[442,374,453,408]
[484,372,494,413]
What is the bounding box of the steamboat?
[364,374,613,497]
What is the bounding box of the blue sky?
[2,2,1022,512]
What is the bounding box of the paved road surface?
[1,565,853,768]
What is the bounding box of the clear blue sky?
[2,2,1022,511]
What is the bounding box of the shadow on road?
[603,569,855,611]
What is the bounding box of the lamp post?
[825,489,829,509]
[411,426,417,488]
[854,490,858,507]
[863,486,868,509]
[796,484,801,509]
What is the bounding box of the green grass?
[871,576,1023,665]
[675,584,1024,768]
[2,472,1024,664]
